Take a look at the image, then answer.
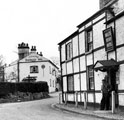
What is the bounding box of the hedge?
[0,82,49,97]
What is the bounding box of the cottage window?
[86,28,93,52]
[66,42,72,60]
[87,65,94,90]
[67,75,74,92]
[30,66,38,73]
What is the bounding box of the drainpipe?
[17,60,20,82]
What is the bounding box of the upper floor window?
[30,66,38,73]
[103,27,115,52]
[86,28,93,52]
[66,42,72,60]
[87,65,94,90]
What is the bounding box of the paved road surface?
[0,92,107,120]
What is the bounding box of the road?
[0,92,107,120]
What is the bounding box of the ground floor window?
[87,65,94,90]
[67,75,74,92]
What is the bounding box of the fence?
[59,91,123,114]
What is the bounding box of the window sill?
[65,58,72,63]
[85,50,93,55]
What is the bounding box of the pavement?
[52,103,124,120]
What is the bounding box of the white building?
[58,0,124,110]
[5,42,59,93]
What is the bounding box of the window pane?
[67,76,74,91]
[88,66,94,90]
[66,42,72,60]
[30,66,38,73]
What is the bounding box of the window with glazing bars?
[66,42,72,60]
[86,28,93,52]
[87,65,94,90]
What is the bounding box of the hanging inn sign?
[103,27,115,52]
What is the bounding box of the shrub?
[0,81,49,97]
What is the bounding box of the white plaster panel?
[93,19,106,49]
[63,77,67,92]
[94,71,107,90]
[94,49,107,63]
[61,44,65,62]
[95,93,102,104]
[72,36,79,57]
[67,94,75,101]
[80,56,86,71]
[93,13,105,23]
[86,54,93,66]
[81,73,87,91]
[117,47,124,62]
[81,92,88,102]
[62,63,66,75]
[119,94,124,106]
[79,32,85,54]
[73,58,79,73]
[67,61,73,74]
[74,74,80,91]
[108,52,115,60]
[116,16,124,46]
[88,93,94,102]
[118,64,124,90]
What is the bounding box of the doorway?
[108,68,118,108]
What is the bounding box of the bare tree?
[50,56,60,67]
[0,55,5,67]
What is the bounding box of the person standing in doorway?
[100,76,112,110]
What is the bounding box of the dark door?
[109,69,118,107]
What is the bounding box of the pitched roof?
[94,59,119,71]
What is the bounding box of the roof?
[6,52,59,69]
[77,0,117,28]
[58,30,78,45]
[94,59,119,71]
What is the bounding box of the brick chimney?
[31,46,37,53]
[18,42,29,60]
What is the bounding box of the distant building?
[5,42,59,92]
[58,0,124,109]
[0,66,4,82]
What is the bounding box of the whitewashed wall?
[118,64,124,90]
[61,44,65,62]
[62,63,66,75]
[93,19,105,49]
[116,16,124,46]
[80,56,86,71]
[79,32,85,54]
[72,36,79,57]
[80,73,87,91]
[117,47,124,61]
[86,54,93,66]
[63,77,67,92]
[67,61,73,74]
[74,74,80,91]
[94,49,107,63]
[19,62,57,92]
[73,58,79,73]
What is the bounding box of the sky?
[0,0,99,64]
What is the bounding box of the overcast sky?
[0,0,99,64]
